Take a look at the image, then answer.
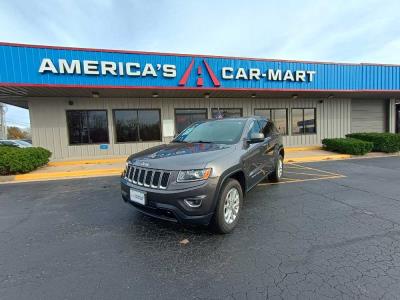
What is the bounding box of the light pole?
[0,103,6,139]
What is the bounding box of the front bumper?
[120,177,219,225]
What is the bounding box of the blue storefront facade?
[0,42,399,159]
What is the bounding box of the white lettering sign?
[227,68,316,82]
[38,58,316,83]
[38,58,177,78]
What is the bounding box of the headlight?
[177,168,212,182]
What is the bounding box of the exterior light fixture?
[152,93,159,98]
[251,94,256,98]
[204,93,210,98]
[327,94,334,99]
[92,91,100,98]
[292,94,298,99]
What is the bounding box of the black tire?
[268,154,284,182]
[210,178,243,234]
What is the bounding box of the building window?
[113,109,161,143]
[211,108,242,119]
[254,108,288,135]
[175,109,208,134]
[66,110,109,145]
[291,108,317,134]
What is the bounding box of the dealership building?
[0,42,399,160]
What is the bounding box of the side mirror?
[248,132,265,143]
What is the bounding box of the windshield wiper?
[188,140,213,144]
[173,140,188,143]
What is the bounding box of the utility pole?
[0,103,6,139]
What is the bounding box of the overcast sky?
[1,0,400,127]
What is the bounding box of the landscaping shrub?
[0,146,52,175]
[346,132,400,153]
[322,138,373,155]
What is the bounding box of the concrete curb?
[284,154,351,163]
[285,146,323,152]
[48,158,126,166]
[0,168,122,184]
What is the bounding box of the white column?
[388,98,396,133]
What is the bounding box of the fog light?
[184,195,206,208]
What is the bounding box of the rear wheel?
[211,178,243,234]
[268,154,284,182]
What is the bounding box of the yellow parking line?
[48,158,126,166]
[287,163,343,176]
[284,154,351,163]
[283,171,335,177]
[14,168,122,181]
[285,146,323,152]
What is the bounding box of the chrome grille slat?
[138,169,145,185]
[160,172,170,189]
[128,166,134,181]
[133,168,139,183]
[124,164,171,190]
[125,166,131,181]
[144,170,153,187]
[151,171,161,188]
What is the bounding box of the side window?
[247,121,262,139]
[259,120,275,137]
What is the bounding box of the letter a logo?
[178,59,220,87]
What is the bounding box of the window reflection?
[175,109,208,134]
[114,110,161,143]
[211,108,242,119]
[292,108,316,134]
[254,109,287,135]
[67,110,109,144]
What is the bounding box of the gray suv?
[121,117,284,233]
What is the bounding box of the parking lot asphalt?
[1,157,400,299]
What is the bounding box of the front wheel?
[268,154,284,182]
[210,178,243,234]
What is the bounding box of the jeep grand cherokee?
[121,117,284,233]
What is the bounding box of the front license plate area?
[130,189,146,205]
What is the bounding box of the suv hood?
[127,142,235,170]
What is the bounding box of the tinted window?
[292,108,316,134]
[114,110,139,142]
[174,120,246,144]
[67,110,109,144]
[304,108,316,134]
[138,110,161,141]
[260,121,275,137]
[114,110,161,142]
[254,109,271,119]
[254,108,287,135]
[175,109,208,134]
[271,109,287,135]
[211,108,242,119]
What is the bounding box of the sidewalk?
[1,147,398,183]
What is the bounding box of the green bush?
[322,138,373,155]
[346,132,400,153]
[0,146,52,175]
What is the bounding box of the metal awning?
[2,85,400,109]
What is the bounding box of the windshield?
[173,119,246,144]
[15,141,32,146]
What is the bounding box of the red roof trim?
[1,41,400,67]
[1,82,400,93]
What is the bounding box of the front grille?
[124,164,170,189]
